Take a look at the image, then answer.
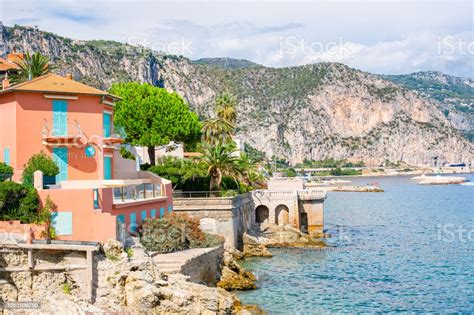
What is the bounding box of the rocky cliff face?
[1,23,472,166]
[383,71,474,138]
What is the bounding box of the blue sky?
[1,0,472,77]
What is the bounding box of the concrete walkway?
[152,247,218,274]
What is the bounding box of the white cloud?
[0,0,472,77]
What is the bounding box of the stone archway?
[255,205,269,224]
[275,204,289,226]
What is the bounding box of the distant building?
[0,52,22,81]
[135,142,185,164]
[134,137,244,164]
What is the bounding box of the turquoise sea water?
[238,175,474,314]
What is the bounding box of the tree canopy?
[109,82,201,164]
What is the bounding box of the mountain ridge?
[1,23,472,166]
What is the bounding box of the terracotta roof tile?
[1,73,120,100]
[0,57,19,71]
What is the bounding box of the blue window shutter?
[141,210,147,222]
[168,205,172,213]
[104,157,112,180]
[52,100,68,136]
[159,207,165,218]
[130,212,137,233]
[150,209,156,218]
[51,212,73,235]
[117,214,125,224]
[93,189,100,209]
[103,113,112,137]
[52,148,68,183]
[3,148,10,166]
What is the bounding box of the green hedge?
[0,181,41,223]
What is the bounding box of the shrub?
[284,168,297,177]
[0,162,13,181]
[0,181,40,223]
[22,152,59,186]
[140,212,223,253]
[39,195,57,238]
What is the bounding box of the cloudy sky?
[1,0,472,77]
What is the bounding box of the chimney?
[2,73,10,90]
[65,73,73,80]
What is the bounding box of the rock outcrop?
[247,224,327,249]
[217,246,257,291]
[242,233,273,258]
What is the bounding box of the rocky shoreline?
[0,227,327,314]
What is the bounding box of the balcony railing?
[113,183,163,204]
[42,119,84,146]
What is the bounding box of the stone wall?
[173,193,254,249]
[0,248,92,302]
[179,245,224,286]
[173,190,326,249]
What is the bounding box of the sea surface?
[237,175,474,314]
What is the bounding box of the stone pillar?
[301,200,324,236]
[290,200,299,229]
[269,205,276,225]
[33,170,43,190]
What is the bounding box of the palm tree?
[11,52,52,84]
[201,118,234,146]
[200,143,242,191]
[215,92,237,124]
[236,153,265,187]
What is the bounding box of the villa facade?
[0,73,173,243]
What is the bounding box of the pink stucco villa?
[0,73,173,243]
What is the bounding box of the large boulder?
[242,233,272,258]
[217,265,257,291]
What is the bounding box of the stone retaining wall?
[173,193,255,249]
[180,245,224,286]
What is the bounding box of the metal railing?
[42,119,83,138]
[172,190,239,198]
